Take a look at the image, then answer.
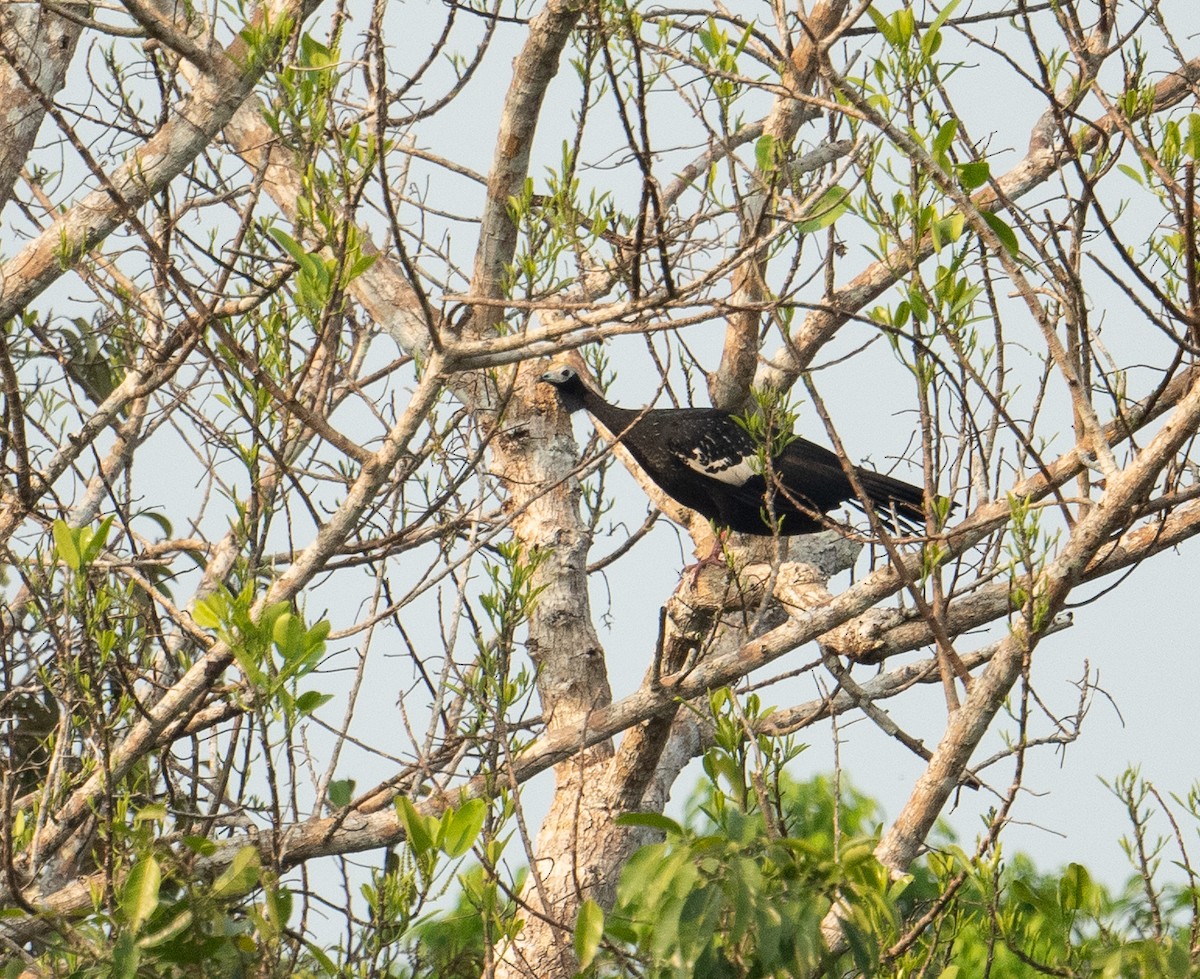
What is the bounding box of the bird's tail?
[852,467,929,535]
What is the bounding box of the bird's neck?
[579,387,640,437]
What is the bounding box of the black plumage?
[539,365,927,536]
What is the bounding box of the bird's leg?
[684,527,730,586]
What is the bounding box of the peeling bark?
[0,2,84,212]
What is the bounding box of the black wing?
[777,439,926,532]
[668,419,758,487]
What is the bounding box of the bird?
[539,365,929,539]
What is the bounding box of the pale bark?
[0,2,84,212]
[455,0,623,972]
[814,372,1200,954]
[877,368,1200,869]
[6,355,447,885]
[7,472,1200,939]
[5,2,1200,973]
[710,0,855,409]
[0,0,325,325]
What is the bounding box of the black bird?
[539,365,928,537]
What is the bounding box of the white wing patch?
[668,424,761,486]
[681,449,757,485]
[676,426,758,485]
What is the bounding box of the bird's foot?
[683,532,729,587]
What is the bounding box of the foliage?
[577,771,1200,979]
[3,0,1200,975]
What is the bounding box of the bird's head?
[539,364,590,413]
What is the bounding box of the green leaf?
[211,845,261,900]
[1010,876,1053,914]
[1116,163,1144,185]
[731,22,753,59]
[866,5,895,46]
[441,798,487,857]
[299,32,334,69]
[395,796,435,855]
[345,252,378,282]
[755,134,775,172]
[871,5,915,49]
[52,520,80,571]
[795,185,849,233]
[274,613,329,681]
[957,161,990,189]
[615,812,685,836]
[273,612,306,663]
[112,931,140,979]
[604,914,638,945]
[927,0,961,37]
[921,0,960,56]
[981,210,1020,256]
[138,905,195,950]
[842,916,874,973]
[269,227,308,264]
[191,596,222,630]
[933,119,958,158]
[1163,119,1182,166]
[931,212,965,251]
[182,835,217,856]
[327,779,355,808]
[304,619,331,662]
[1059,861,1098,913]
[134,803,168,825]
[135,509,174,538]
[80,514,114,565]
[295,690,333,715]
[259,885,293,940]
[121,856,162,932]
[301,941,339,974]
[1186,113,1200,160]
[908,287,929,323]
[574,898,604,970]
[677,884,723,961]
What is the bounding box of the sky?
[283,0,1200,893]
[10,0,1200,929]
